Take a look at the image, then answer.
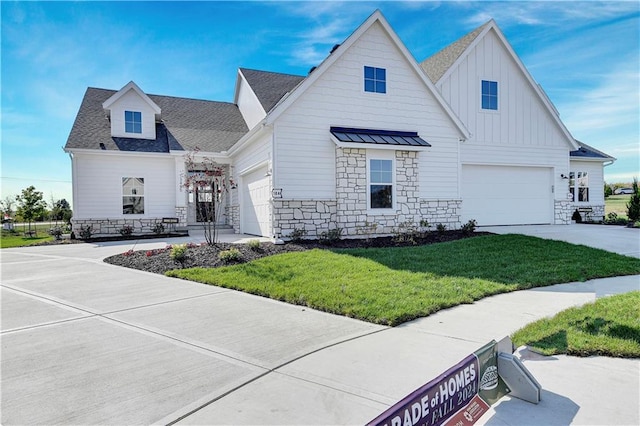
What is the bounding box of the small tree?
[0,196,15,219]
[183,151,234,245]
[51,198,72,224]
[604,182,613,198]
[626,177,640,222]
[16,186,47,235]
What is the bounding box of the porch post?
[174,157,187,226]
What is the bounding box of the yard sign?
[367,341,509,426]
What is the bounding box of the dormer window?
[364,66,386,93]
[125,110,142,134]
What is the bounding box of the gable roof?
[259,9,469,139]
[420,22,490,84]
[571,140,615,161]
[239,68,305,113]
[65,87,248,153]
[419,20,579,150]
[102,81,161,117]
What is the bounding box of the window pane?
[123,196,144,214]
[364,66,374,79]
[376,81,386,93]
[364,79,375,92]
[375,67,386,80]
[578,188,589,202]
[482,95,490,110]
[370,185,392,208]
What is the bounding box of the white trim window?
[569,171,589,202]
[124,110,142,134]
[481,80,498,110]
[364,66,386,94]
[369,158,394,209]
[123,177,144,214]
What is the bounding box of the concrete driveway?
[482,224,640,258]
[1,226,638,425]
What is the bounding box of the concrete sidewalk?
[1,226,639,425]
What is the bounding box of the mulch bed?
[103,231,491,275]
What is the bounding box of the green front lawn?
[605,194,631,218]
[168,234,640,326]
[513,291,640,358]
[1,224,54,248]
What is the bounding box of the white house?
[64,10,614,238]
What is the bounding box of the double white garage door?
[461,165,553,226]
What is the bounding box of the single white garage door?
[242,165,271,237]
[461,165,553,226]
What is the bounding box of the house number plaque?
[272,188,283,198]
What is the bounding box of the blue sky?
[2,1,639,206]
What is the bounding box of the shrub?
[604,212,628,226]
[436,223,447,233]
[78,225,93,239]
[460,219,477,235]
[48,226,63,240]
[356,221,378,242]
[152,222,165,235]
[119,225,133,236]
[626,178,640,222]
[319,227,343,245]
[419,219,430,236]
[571,210,583,223]
[288,228,307,243]
[219,248,241,263]
[247,239,261,251]
[170,243,188,266]
[393,221,419,244]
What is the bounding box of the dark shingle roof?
[420,21,491,84]
[239,68,305,113]
[571,140,615,160]
[65,88,248,153]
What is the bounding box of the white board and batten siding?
[274,21,463,201]
[436,28,574,225]
[107,90,158,140]
[72,152,176,219]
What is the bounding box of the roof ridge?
[239,67,305,78]
[86,86,237,106]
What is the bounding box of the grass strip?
[512,291,640,358]
[167,234,640,326]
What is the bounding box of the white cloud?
[561,60,639,134]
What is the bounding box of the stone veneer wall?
[419,200,462,229]
[573,204,605,222]
[71,218,169,236]
[273,200,337,238]
[227,204,240,234]
[331,147,462,237]
[554,200,573,224]
[175,206,187,227]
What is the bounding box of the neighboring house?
[64,10,614,238]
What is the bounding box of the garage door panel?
[242,166,271,237]
[462,165,552,226]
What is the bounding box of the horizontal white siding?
[108,90,157,140]
[439,30,568,148]
[275,21,461,200]
[570,160,605,205]
[237,75,266,131]
[73,152,176,219]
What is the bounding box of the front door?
[196,184,213,222]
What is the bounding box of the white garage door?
[242,165,271,237]
[461,165,553,226]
